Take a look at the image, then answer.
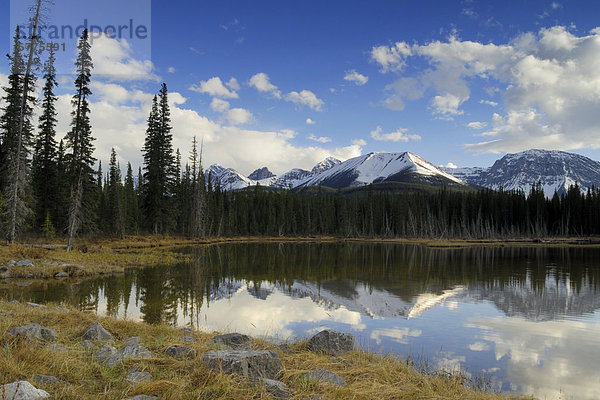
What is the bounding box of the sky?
[2,0,600,175]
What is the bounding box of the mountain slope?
[207,164,253,191]
[300,152,465,189]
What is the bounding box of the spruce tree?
[31,48,58,229]
[65,29,95,250]
[107,148,124,237]
[123,162,139,233]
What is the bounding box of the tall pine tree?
[65,29,95,250]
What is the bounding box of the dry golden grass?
[0,300,532,400]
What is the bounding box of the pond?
[2,243,600,399]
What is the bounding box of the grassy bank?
[2,234,599,279]
[0,300,528,399]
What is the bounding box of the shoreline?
[1,235,599,280]
[0,299,525,399]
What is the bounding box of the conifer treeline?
[2,29,600,242]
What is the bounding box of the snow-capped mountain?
[206,164,253,191]
[300,152,465,188]
[311,157,341,174]
[271,168,312,188]
[444,150,600,197]
[248,167,276,181]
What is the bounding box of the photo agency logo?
[9,0,151,76]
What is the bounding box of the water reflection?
[2,244,600,399]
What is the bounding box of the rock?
[276,343,292,354]
[33,374,61,385]
[330,356,350,365]
[123,395,159,400]
[0,311,14,317]
[180,336,197,343]
[209,333,252,349]
[26,302,48,309]
[16,281,33,287]
[82,322,114,341]
[125,371,153,386]
[8,260,16,266]
[55,306,69,312]
[124,336,141,345]
[0,380,50,399]
[202,350,283,380]
[302,369,347,387]
[106,344,152,367]
[0,266,7,272]
[181,327,195,335]
[93,344,117,363]
[0,271,9,279]
[258,378,293,398]
[165,345,197,360]
[306,330,354,355]
[10,300,21,305]
[15,259,33,267]
[79,339,94,349]
[45,343,68,352]
[53,272,68,278]
[8,323,57,342]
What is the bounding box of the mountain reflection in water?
[3,243,600,399]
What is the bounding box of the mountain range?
[206,149,600,197]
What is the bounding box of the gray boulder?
[306,329,354,355]
[53,272,68,278]
[8,323,56,342]
[180,336,197,343]
[124,336,141,345]
[94,344,117,363]
[258,378,292,398]
[8,260,16,266]
[165,345,197,360]
[125,371,153,386]
[33,374,61,385]
[106,344,152,367]
[15,259,34,267]
[45,343,68,352]
[25,302,48,309]
[202,350,283,380]
[0,380,50,399]
[302,369,347,387]
[82,322,114,341]
[123,395,159,400]
[209,333,252,349]
[55,306,69,312]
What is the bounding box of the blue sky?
[2,0,600,175]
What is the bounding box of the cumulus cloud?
[167,67,175,73]
[224,108,253,125]
[444,162,458,169]
[306,118,316,125]
[352,138,367,146]
[285,90,324,111]
[370,126,421,142]
[467,121,488,130]
[189,77,239,99]
[90,34,159,81]
[248,72,282,98]
[226,77,240,91]
[210,98,230,113]
[374,26,600,152]
[307,133,332,143]
[344,70,368,85]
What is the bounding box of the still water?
[2,243,600,399]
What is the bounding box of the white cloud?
[307,133,332,143]
[226,77,240,91]
[167,67,175,73]
[444,162,458,169]
[467,121,488,130]
[190,77,239,99]
[278,129,297,139]
[376,26,600,153]
[285,90,324,111]
[89,34,159,81]
[306,118,316,125]
[352,138,367,146]
[370,42,412,72]
[469,341,490,352]
[344,70,368,85]
[224,108,253,125]
[210,98,230,113]
[370,126,421,142]
[370,327,422,345]
[248,72,281,98]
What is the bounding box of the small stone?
[8,260,16,266]
[276,343,292,354]
[306,329,354,355]
[123,395,159,400]
[26,302,48,309]
[0,380,50,399]
[55,306,69,312]
[180,335,197,343]
[209,333,252,349]
[10,299,20,304]
[94,344,117,363]
[53,272,68,278]
[16,281,32,287]
[302,369,347,387]
[79,339,94,349]
[0,311,14,317]
[181,327,194,335]
[128,365,141,374]
[33,374,61,385]
[124,336,141,345]
[15,259,33,267]
[45,343,68,352]
[125,371,153,386]
[106,344,152,367]
[202,350,283,380]
[258,378,293,398]
[8,323,57,342]
[82,322,114,341]
[165,345,197,360]
[330,356,350,365]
